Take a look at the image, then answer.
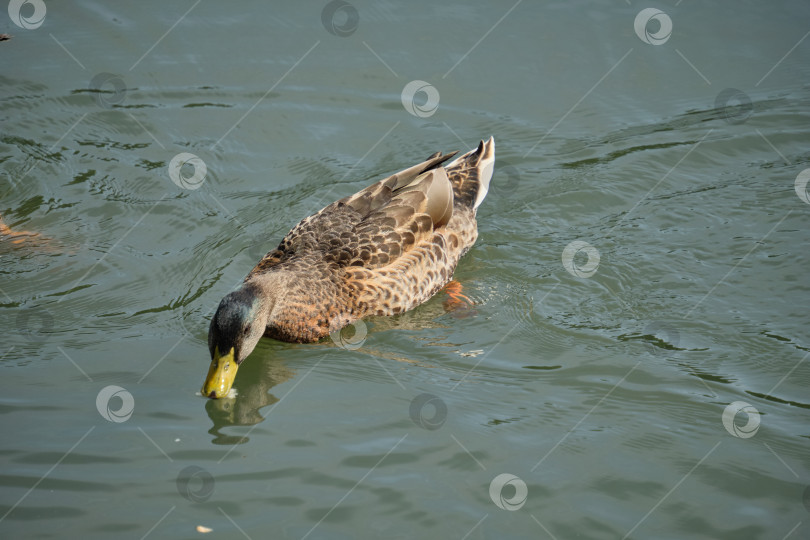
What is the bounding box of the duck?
[202,137,495,398]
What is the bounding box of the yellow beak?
[201,347,238,399]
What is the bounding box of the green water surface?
[1,1,809,539]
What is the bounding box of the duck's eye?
[243,325,251,336]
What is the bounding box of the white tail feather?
[474,136,495,209]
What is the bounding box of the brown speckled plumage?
[242,137,495,343]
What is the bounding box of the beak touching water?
[202,347,238,399]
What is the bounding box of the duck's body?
[203,137,495,398]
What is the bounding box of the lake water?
[2,1,809,539]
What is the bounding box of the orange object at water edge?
[0,215,57,251]
[442,280,476,318]
[0,217,40,245]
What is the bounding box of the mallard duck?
[202,137,495,398]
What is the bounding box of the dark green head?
[203,285,268,398]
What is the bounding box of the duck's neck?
[242,271,292,326]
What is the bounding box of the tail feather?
[445,136,495,210]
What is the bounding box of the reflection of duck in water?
[205,342,295,443]
[202,138,495,398]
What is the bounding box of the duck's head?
[202,285,269,399]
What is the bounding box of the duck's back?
[248,138,495,343]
